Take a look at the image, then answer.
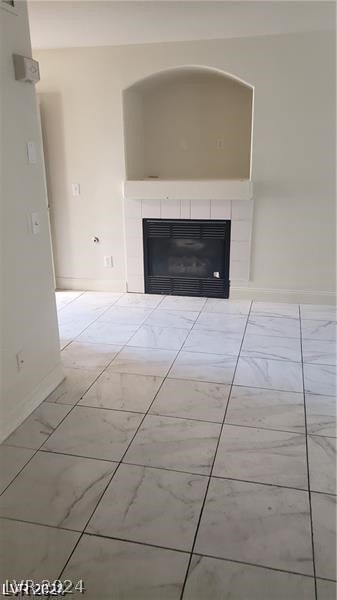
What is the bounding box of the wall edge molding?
[56,277,127,293]
[57,277,335,304]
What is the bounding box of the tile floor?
[0,291,336,599]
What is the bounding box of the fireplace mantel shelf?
[124,179,253,202]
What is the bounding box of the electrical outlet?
[16,350,25,371]
[104,256,113,268]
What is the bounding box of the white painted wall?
[0,1,63,442]
[124,68,252,180]
[35,31,336,302]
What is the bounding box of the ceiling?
[28,1,335,50]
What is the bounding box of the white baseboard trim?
[56,276,335,305]
[230,285,336,305]
[56,277,127,293]
[0,363,65,444]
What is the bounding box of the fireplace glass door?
[143,219,231,298]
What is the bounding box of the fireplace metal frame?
[143,218,231,298]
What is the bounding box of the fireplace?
[143,219,231,298]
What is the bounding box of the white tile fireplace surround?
[124,180,253,294]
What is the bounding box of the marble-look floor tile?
[302,339,337,366]
[0,518,80,581]
[43,406,143,461]
[108,346,178,377]
[58,301,110,322]
[79,372,163,412]
[300,304,337,322]
[307,435,336,494]
[306,394,336,438]
[3,403,72,449]
[87,464,208,551]
[203,298,251,315]
[0,451,116,530]
[234,357,303,393]
[0,446,35,494]
[124,414,221,475]
[213,424,307,489]
[60,306,107,325]
[63,534,189,600]
[127,325,189,350]
[144,309,199,329]
[183,555,315,600]
[251,301,299,319]
[77,291,123,307]
[304,364,336,396]
[246,316,300,339]
[194,313,247,334]
[169,351,237,385]
[56,303,90,319]
[76,320,137,345]
[158,295,207,312]
[115,293,163,308]
[195,478,313,574]
[226,386,305,433]
[61,341,120,369]
[301,320,336,341]
[44,368,102,405]
[311,492,337,580]
[150,379,230,423]
[241,334,301,362]
[58,314,96,341]
[316,579,337,600]
[183,329,242,357]
[56,290,84,310]
[98,305,152,326]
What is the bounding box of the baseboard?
[56,277,127,293]
[230,285,336,305]
[56,276,335,305]
[0,363,65,444]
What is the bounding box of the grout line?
[0,514,82,535]
[81,530,320,581]
[189,551,317,581]
[5,445,333,497]
[179,299,254,599]
[23,399,309,437]
[299,305,318,600]
[56,290,86,312]
[0,516,324,583]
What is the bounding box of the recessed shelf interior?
[123,66,253,181]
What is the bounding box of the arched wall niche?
[123,65,254,181]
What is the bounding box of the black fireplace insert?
[143,218,231,298]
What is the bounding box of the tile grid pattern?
[179,298,252,598]
[0,291,336,600]
[0,297,134,497]
[53,296,212,577]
